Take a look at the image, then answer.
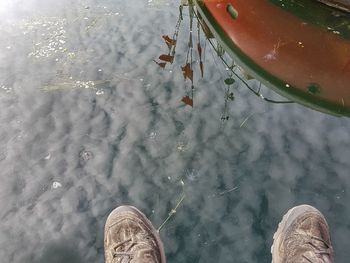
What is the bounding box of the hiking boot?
[104,206,166,263]
[271,205,334,263]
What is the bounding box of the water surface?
[1,1,350,262]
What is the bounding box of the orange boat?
[195,0,350,116]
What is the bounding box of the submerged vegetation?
[157,180,186,232]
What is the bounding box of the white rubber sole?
[271,205,324,263]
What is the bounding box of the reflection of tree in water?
[154,2,197,107]
[154,0,294,121]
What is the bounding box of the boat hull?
[195,0,350,116]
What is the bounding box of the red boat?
[195,0,350,116]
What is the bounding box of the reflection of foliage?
[153,4,183,69]
[197,33,204,77]
[155,1,204,108]
[181,63,193,81]
[180,1,196,107]
[216,42,225,57]
[181,95,193,107]
[224,78,235,85]
[154,1,293,116]
[221,78,235,121]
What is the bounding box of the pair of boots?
[104,205,334,263]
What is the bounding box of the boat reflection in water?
[154,0,295,122]
[162,0,350,117]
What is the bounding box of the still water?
[0,0,350,262]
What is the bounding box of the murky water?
[1,0,350,262]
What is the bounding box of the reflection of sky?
[0,0,350,262]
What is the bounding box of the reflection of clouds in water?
[1,0,350,263]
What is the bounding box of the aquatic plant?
[157,180,186,232]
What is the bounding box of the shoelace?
[113,238,136,263]
[302,235,333,263]
[112,235,157,263]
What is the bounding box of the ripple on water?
[79,150,93,163]
[185,168,200,182]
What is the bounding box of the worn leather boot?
[271,205,335,263]
[104,206,166,263]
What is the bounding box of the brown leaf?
[159,54,174,64]
[153,60,166,69]
[199,61,204,78]
[162,35,176,49]
[158,62,166,69]
[181,96,193,107]
[181,63,193,81]
[197,43,202,60]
